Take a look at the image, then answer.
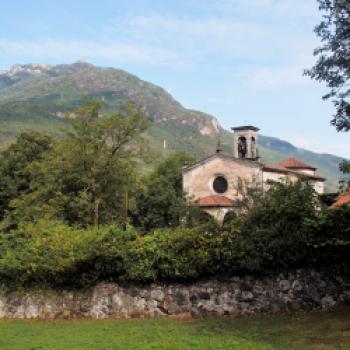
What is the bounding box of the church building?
[182,126,325,223]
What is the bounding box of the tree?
[339,160,350,191]
[305,0,350,131]
[305,1,350,189]
[131,152,195,231]
[234,180,319,271]
[8,100,150,229]
[0,132,52,223]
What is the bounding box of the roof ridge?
[262,163,325,181]
[278,157,317,170]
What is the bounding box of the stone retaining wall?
[0,270,349,319]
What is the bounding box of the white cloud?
[0,15,283,70]
[244,66,312,90]
[129,16,268,38]
[105,10,321,66]
[0,8,321,86]
[124,15,274,58]
[0,6,322,90]
[0,40,183,67]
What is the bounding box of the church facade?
[182,126,325,223]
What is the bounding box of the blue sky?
[1,0,349,158]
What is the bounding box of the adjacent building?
[330,190,350,209]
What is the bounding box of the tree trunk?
[93,198,101,231]
[123,190,128,230]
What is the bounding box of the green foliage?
[5,99,150,229]
[306,0,350,192]
[186,205,219,228]
[0,220,226,286]
[0,219,140,286]
[227,180,321,271]
[128,223,233,282]
[0,180,349,288]
[310,206,350,265]
[339,160,350,191]
[0,132,52,223]
[131,152,195,231]
[305,0,350,131]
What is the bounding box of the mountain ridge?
[0,61,346,191]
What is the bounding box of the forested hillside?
[0,61,345,190]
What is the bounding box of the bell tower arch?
[232,126,260,160]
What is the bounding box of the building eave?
[231,126,260,132]
[194,195,239,207]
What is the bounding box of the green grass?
[0,308,350,350]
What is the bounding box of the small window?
[213,176,228,194]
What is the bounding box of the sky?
[0,0,349,158]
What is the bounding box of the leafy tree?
[8,100,150,229]
[232,180,319,271]
[0,132,52,223]
[305,0,350,131]
[305,0,350,189]
[131,152,195,231]
[311,205,350,265]
[339,160,350,191]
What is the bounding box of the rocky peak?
[199,116,219,136]
[1,64,52,77]
[74,60,93,66]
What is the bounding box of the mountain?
[0,61,346,191]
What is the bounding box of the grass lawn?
[0,307,350,350]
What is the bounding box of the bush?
[310,206,350,266]
[0,220,140,286]
[228,180,321,271]
[0,220,238,287]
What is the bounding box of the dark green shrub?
[230,180,320,271]
[310,206,350,265]
[131,152,195,231]
[0,132,52,225]
[185,206,218,227]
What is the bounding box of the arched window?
[238,136,247,158]
[251,137,256,158]
[223,211,237,225]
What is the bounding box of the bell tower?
[232,126,260,160]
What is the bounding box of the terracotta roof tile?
[278,157,317,170]
[196,195,236,207]
[330,191,350,208]
[263,163,289,173]
[262,163,325,181]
